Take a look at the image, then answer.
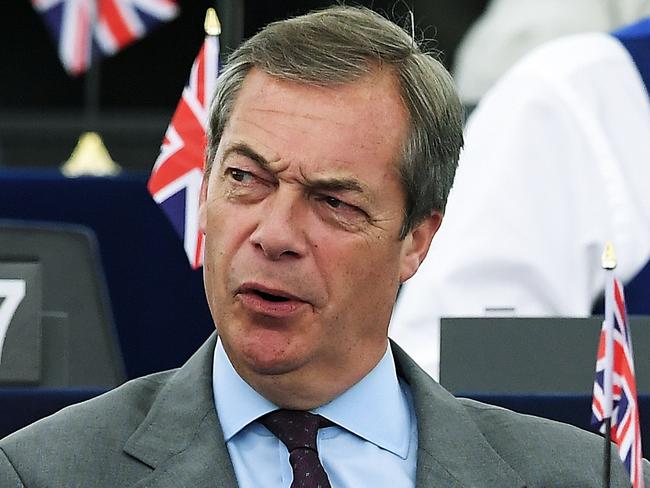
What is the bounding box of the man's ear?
[399,211,443,283]
[198,175,209,234]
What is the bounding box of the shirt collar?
[213,339,412,459]
[313,343,412,459]
[213,339,277,442]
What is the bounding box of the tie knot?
[260,410,332,452]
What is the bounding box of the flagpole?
[84,56,101,132]
[601,242,617,488]
[603,419,612,488]
[84,1,100,132]
[62,1,119,177]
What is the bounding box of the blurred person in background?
[391,16,650,379]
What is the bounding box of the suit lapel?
[392,342,527,488]
[124,334,238,488]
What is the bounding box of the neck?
[239,341,388,410]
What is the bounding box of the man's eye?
[228,168,253,183]
[324,196,343,209]
[317,195,361,215]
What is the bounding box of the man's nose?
[249,191,307,261]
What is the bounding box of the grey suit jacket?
[1,334,647,487]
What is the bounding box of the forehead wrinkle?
[251,105,350,129]
[231,113,334,169]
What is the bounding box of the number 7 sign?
[0,279,26,364]
[0,262,42,383]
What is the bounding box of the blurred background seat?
[0,219,125,387]
[0,171,214,380]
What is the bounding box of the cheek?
[314,233,402,299]
[205,199,249,254]
[203,210,240,290]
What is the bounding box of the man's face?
[199,68,439,406]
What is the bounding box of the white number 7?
[0,279,26,365]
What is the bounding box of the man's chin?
[244,353,306,377]
[222,326,315,380]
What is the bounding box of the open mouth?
[237,284,306,315]
[254,290,290,302]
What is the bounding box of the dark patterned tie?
[260,409,334,488]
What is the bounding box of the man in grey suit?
[1,5,647,487]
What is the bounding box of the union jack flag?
[592,277,644,488]
[31,0,179,76]
[148,32,220,269]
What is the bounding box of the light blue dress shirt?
[212,339,418,488]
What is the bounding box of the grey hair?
[206,5,464,238]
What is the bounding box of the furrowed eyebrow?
[303,176,365,195]
[221,142,274,174]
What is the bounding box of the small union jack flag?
[592,276,644,488]
[31,0,179,76]
[148,27,220,269]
